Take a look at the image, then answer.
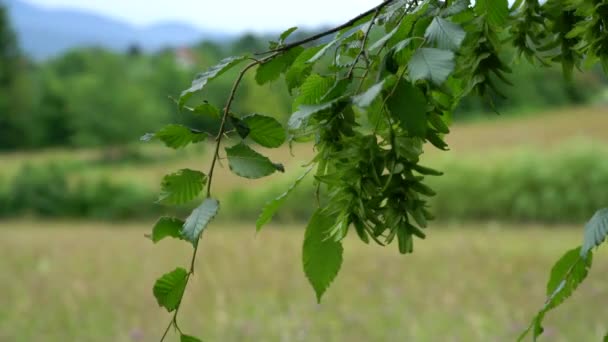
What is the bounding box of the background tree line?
[0,3,607,151]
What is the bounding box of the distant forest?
[1,4,607,150]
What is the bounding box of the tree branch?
[159,57,271,342]
[258,0,397,55]
[347,8,382,79]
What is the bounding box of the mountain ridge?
[3,0,233,59]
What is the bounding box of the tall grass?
[2,222,607,341]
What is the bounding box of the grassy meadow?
[2,221,608,342]
[2,105,608,341]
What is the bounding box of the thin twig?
[159,319,173,342]
[347,8,381,79]
[257,0,397,55]
[159,58,269,342]
[206,58,273,197]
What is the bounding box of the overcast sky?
[24,0,381,33]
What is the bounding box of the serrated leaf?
[582,208,608,256]
[475,0,509,28]
[519,247,593,341]
[308,39,339,63]
[153,268,188,312]
[285,46,323,93]
[369,25,400,51]
[441,0,471,16]
[255,47,303,85]
[408,48,455,85]
[321,78,351,103]
[226,143,283,179]
[387,80,427,137]
[180,334,203,342]
[141,124,207,149]
[303,209,343,303]
[425,17,466,51]
[180,56,246,107]
[181,198,219,244]
[159,169,206,205]
[256,167,313,231]
[242,114,286,148]
[293,74,336,110]
[288,99,344,132]
[151,217,185,243]
[353,76,396,108]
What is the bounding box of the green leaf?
[387,80,427,137]
[582,208,608,256]
[308,39,339,63]
[181,198,219,245]
[369,25,400,51]
[150,217,185,243]
[519,247,593,341]
[242,114,286,148]
[256,166,313,231]
[159,169,206,205]
[179,56,246,107]
[229,115,250,139]
[475,0,509,28]
[190,102,220,119]
[288,99,344,132]
[302,209,343,303]
[226,142,283,179]
[255,47,303,85]
[285,46,323,93]
[397,225,413,254]
[321,78,351,103]
[353,76,396,108]
[441,0,471,16]
[141,124,207,149]
[408,48,455,85]
[426,129,450,150]
[412,164,443,176]
[293,74,336,109]
[428,112,450,134]
[279,26,298,42]
[425,17,466,51]
[181,334,203,342]
[153,267,188,312]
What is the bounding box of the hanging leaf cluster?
[141,0,608,340]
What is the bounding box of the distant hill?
[2,0,233,59]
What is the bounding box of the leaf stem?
[347,8,381,79]
[206,57,274,197]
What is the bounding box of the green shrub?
[429,142,608,223]
[2,162,162,220]
[3,141,607,224]
[224,141,608,225]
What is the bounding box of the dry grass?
[1,221,607,342]
[446,105,608,153]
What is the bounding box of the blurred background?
[1,0,608,341]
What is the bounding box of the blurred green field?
[2,221,607,342]
[3,106,608,341]
[2,105,608,193]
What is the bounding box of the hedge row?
[1,142,606,224]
